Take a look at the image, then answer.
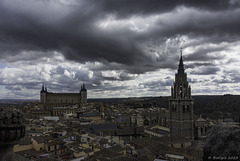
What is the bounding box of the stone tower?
[80,84,87,105]
[169,50,194,139]
[40,84,47,103]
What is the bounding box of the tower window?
[172,105,176,111]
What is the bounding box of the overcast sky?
[0,0,240,99]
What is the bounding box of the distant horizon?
[0,94,238,101]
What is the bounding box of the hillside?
[90,95,240,121]
[193,95,240,121]
[1,95,240,121]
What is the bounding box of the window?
[187,105,190,112]
[172,105,176,112]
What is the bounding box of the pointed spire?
[80,83,87,91]
[178,48,185,74]
[41,83,45,93]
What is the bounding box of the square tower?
[169,50,194,139]
[80,84,87,105]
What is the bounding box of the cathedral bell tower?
[80,84,87,105]
[169,49,194,139]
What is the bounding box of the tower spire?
[169,47,194,139]
[178,48,184,74]
[41,83,45,93]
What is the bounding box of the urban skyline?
[1,0,240,99]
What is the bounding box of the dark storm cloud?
[90,0,238,17]
[185,45,227,62]
[0,0,239,75]
[119,72,137,81]
[190,67,220,75]
[140,77,173,89]
[186,62,214,69]
[4,82,42,94]
[186,52,222,62]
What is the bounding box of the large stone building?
[40,84,87,109]
[169,50,194,139]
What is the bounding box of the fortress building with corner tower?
[39,84,87,109]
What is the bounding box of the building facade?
[40,84,87,109]
[169,50,194,139]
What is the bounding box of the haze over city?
[0,0,240,99]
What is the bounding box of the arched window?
[187,105,190,112]
[183,105,185,112]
